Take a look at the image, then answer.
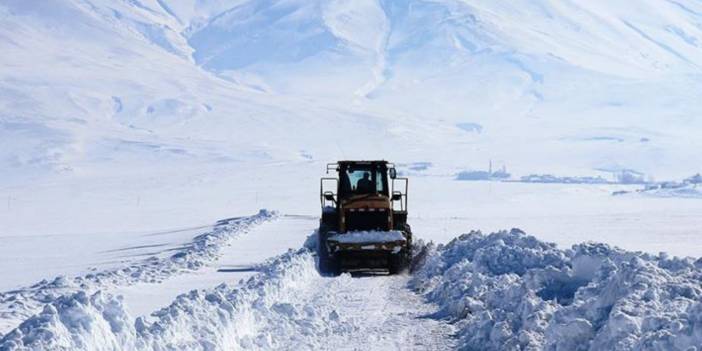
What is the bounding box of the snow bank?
[328,230,405,244]
[614,176,702,199]
[411,229,702,350]
[642,185,702,199]
[639,181,702,199]
[0,249,343,350]
[0,210,274,337]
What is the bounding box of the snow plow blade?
[319,230,411,275]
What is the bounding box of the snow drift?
[411,229,702,350]
[0,250,321,350]
[0,210,273,337]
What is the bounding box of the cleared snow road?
[308,274,456,350]
[113,214,455,350]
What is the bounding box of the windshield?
[339,165,387,197]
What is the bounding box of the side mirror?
[389,168,397,179]
[324,192,335,201]
[392,192,402,201]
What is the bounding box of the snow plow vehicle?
[318,160,412,275]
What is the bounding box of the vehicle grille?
[345,209,389,231]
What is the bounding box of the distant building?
[456,162,511,181]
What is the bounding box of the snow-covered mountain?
[3,0,702,246]
[3,0,702,255]
[2,0,702,184]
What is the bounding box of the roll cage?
[320,161,408,211]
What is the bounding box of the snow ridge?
[411,229,702,350]
[0,249,330,350]
[0,210,274,337]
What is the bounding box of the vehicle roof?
[336,160,389,165]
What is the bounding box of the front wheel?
[388,250,410,275]
[317,225,340,276]
[318,251,340,276]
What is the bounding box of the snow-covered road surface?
[312,274,456,350]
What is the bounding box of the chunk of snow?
[327,231,405,244]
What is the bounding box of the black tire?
[317,225,340,276]
[388,223,412,274]
[399,223,413,247]
[388,250,410,275]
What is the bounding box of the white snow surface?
[0,210,273,337]
[3,0,702,270]
[3,1,702,350]
[642,184,702,199]
[112,213,314,318]
[327,230,405,244]
[5,226,702,350]
[411,229,702,350]
[0,248,455,350]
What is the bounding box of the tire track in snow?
[208,254,457,350]
[317,274,457,350]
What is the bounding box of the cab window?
[340,167,386,196]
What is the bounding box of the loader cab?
[320,160,408,233]
[338,162,389,198]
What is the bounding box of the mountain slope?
[3,0,702,182]
[1,0,702,242]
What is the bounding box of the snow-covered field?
[2,0,702,349]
